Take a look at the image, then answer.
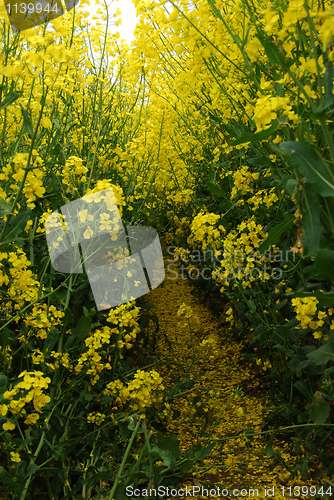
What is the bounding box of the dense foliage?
[0,0,334,497]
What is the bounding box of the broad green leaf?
[207,182,224,197]
[0,91,21,110]
[310,401,330,424]
[273,344,294,356]
[0,373,8,395]
[0,466,11,484]
[155,433,181,459]
[279,142,334,197]
[258,214,295,254]
[289,347,315,373]
[301,184,321,256]
[208,170,215,183]
[44,329,59,353]
[247,299,256,313]
[53,118,61,130]
[230,121,278,146]
[194,441,216,460]
[25,463,39,478]
[307,340,334,365]
[257,34,290,68]
[248,156,272,166]
[294,380,314,401]
[149,446,176,469]
[75,315,91,340]
[0,209,31,246]
[179,459,194,475]
[0,199,11,217]
[285,290,334,307]
[314,248,334,282]
[19,104,33,138]
[264,432,276,457]
[285,178,297,195]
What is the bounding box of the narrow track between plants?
[143,251,330,500]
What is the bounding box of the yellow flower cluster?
[230,166,260,200]
[177,303,193,319]
[107,302,141,349]
[75,326,113,384]
[87,412,106,425]
[104,369,164,412]
[10,452,21,463]
[1,151,45,208]
[0,250,41,310]
[255,358,272,371]
[188,211,225,251]
[45,351,71,371]
[85,180,126,218]
[214,218,267,289]
[61,156,88,188]
[291,297,328,337]
[2,371,51,431]
[245,188,279,211]
[24,304,65,340]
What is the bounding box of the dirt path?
[143,252,326,499]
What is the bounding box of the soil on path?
[142,251,328,500]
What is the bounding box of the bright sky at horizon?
[80,0,139,45]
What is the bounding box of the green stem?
[142,419,154,498]
[108,417,142,500]
[20,430,46,500]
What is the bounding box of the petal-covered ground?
[144,251,330,499]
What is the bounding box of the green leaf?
[247,300,256,313]
[289,347,314,373]
[257,34,287,67]
[301,184,321,256]
[207,182,224,197]
[294,380,314,401]
[324,60,333,109]
[0,466,12,484]
[314,248,334,282]
[0,373,8,395]
[179,459,194,475]
[0,209,31,246]
[230,120,278,146]
[53,118,61,130]
[264,432,277,457]
[307,340,334,366]
[273,344,294,356]
[155,433,180,459]
[194,441,216,460]
[285,178,297,195]
[0,91,21,110]
[0,199,11,217]
[75,315,91,340]
[25,463,39,478]
[208,170,215,183]
[258,214,295,254]
[285,290,334,307]
[44,329,59,353]
[279,142,334,197]
[19,104,33,138]
[149,446,177,469]
[310,401,330,424]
